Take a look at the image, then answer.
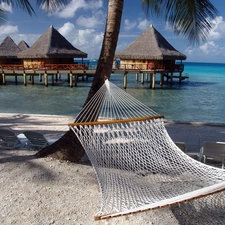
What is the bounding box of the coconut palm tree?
[0,0,218,161]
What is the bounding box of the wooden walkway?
[0,68,188,89]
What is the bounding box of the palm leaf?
[2,0,36,16]
[36,0,68,12]
[0,8,7,24]
[142,0,218,45]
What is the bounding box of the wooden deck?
[0,64,188,89]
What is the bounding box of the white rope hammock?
[69,79,225,220]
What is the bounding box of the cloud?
[0,2,12,13]
[58,22,103,59]
[124,19,137,31]
[184,16,225,60]
[207,16,225,41]
[76,10,104,28]
[51,0,103,18]
[58,22,75,36]
[122,18,151,31]
[199,41,218,54]
[185,41,225,58]
[55,0,86,18]
[137,19,151,30]
[0,24,18,37]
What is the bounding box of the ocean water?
[1,62,225,124]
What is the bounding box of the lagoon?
[0,62,225,124]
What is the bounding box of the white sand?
[1,114,225,224]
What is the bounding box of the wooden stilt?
[70,72,73,88]
[52,74,54,86]
[166,73,169,82]
[136,73,139,81]
[15,73,18,85]
[2,72,5,85]
[44,72,48,87]
[141,73,144,84]
[23,72,27,86]
[152,73,156,89]
[0,73,3,85]
[85,71,88,81]
[179,72,182,83]
[146,73,148,81]
[124,73,127,89]
[170,72,173,85]
[160,73,164,86]
[0,67,188,88]
[39,74,42,82]
[74,74,78,87]
[31,74,34,85]
[150,74,153,88]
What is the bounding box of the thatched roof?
[18,25,87,59]
[18,40,29,51]
[115,25,186,60]
[0,36,21,58]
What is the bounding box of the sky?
[0,0,225,63]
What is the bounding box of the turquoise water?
[1,62,225,124]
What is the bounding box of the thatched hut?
[17,25,88,69]
[18,40,29,51]
[0,36,22,65]
[115,25,186,71]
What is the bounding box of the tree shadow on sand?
[0,150,58,182]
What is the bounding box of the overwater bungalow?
[17,25,88,70]
[115,25,186,72]
[0,36,22,65]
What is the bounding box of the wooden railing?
[0,63,88,71]
[0,64,24,70]
[118,63,184,72]
[0,63,184,72]
[44,63,88,70]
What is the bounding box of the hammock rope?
[69,79,225,220]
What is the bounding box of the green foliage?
[142,0,219,45]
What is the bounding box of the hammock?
[69,79,225,220]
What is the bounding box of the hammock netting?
[69,80,225,220]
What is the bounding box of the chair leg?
[203,155,206,164]
[222,157,224,169]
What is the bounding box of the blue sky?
[0,0,225,63]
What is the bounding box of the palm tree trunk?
[36,0,124,162]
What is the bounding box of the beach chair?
[0,129,22,150]
[23,131,49,150]
[175,142,187,153]
[199,141,225,169]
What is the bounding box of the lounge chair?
[23,131,49,150]
[0,129,22,150]
[175,142,187,153]
[199,141,225,169]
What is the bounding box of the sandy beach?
[1,113,225,225]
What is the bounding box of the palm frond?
[0,8,7,24]
[142,0,218,45]
[2,0,36,16]
[36,0,68,12]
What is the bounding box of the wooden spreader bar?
[68,115,164,127]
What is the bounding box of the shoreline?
[1,113,225,153]
[2,112,225,127]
